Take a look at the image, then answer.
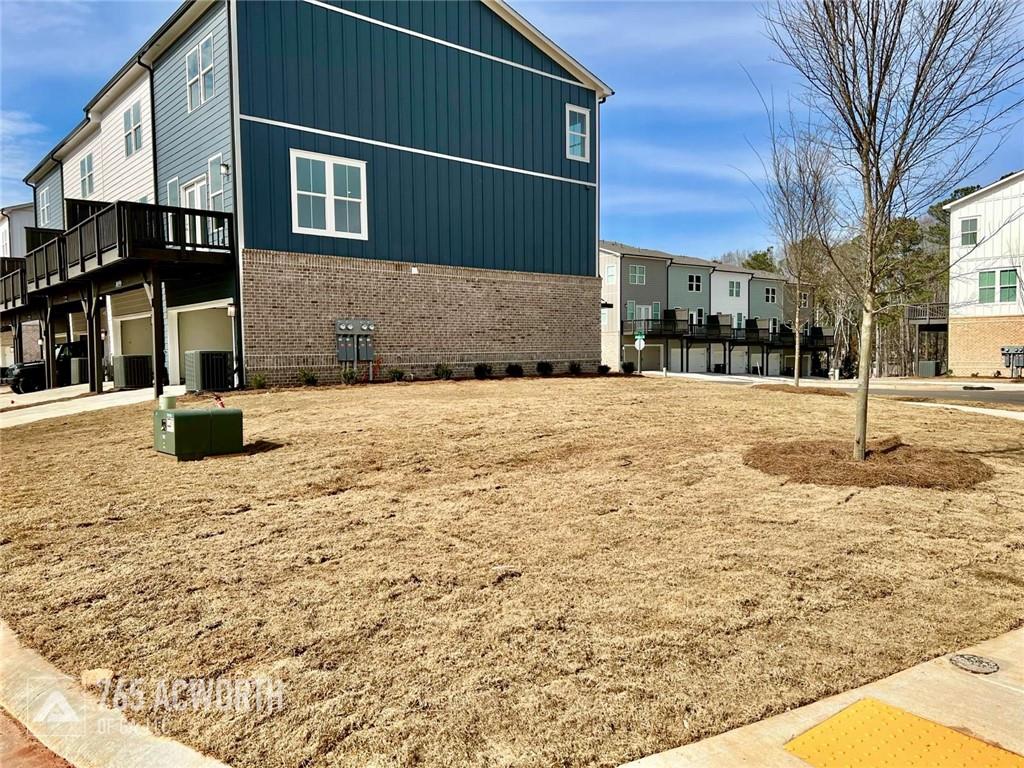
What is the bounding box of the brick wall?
[949,315,1024,376]
[241,249,601,384]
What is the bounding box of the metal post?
[43,301,57,389]
[150,266,165,398]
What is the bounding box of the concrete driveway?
[0,385,185,430]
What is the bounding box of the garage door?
[176,306,233,384]
[686,347,707,373]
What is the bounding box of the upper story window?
[1000,269,1018,303]
[565,105,590,163]
[960,217,978,247]
[734,312,745,329]
[187,34,215,112]
[80,154,94,196]
[208,155,224,211]
[770,317,779,333]
[124,101,143,156]
[688,274,701,292]
[38,188,50,225]
[290,149,368,240]
[605,264,617,284]
[765,286,777,303]
[979,271,995,303]
[728,279,741,297]
[627,263,646,285]
[652,301,661,319]
[800,291,809,308]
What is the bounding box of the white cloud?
[0,110,48,205]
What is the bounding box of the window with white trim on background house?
[960,217,978,247]
[38,189,49,225]
[628,264,646,285]
[187,34,215,112]
[652,301,661,319]
[734,312,745,329]
[207,156,224,211]
[728,280,741,297]
[800,291,809,308]
[123,101,142,156]
[1000,269,1018,303]
[979,271,996,303]
[605,263,617,283]
[565,105,590,162]
[290,149,368,239]
[601,308,609,328]
[626,300,635,321]
[688,274,701,292]
[689,307,705,326]
[770,317,779,334]
[765,286,777,303]
[80,154,94,196]
[166,178,179,206]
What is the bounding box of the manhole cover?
[949,653,999,674]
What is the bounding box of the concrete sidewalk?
[0,385,185,430]
[624,629,1024,767]
[646,370,1024,391]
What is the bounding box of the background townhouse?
[945,171,1023,377]
[1,0,612,392]
[1,203,40,373]
[600,240,828,376]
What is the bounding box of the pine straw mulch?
[752,384,849,397]
[744,435,994,490]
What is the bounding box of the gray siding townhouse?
[1,0,612,392]
[600,240,830,376]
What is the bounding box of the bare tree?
[760,111,835,386]
[766,0,1024,459]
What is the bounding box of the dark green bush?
[597,365,611,376]
[622,361,636,375]
[297,368,318,386]
[505,363,524,377]
[474,363,493,380]
[341,367,359,385]
[536,361,553,377]
[568,361,582,376]
[433,362,454,380]
[248,372,268,389]
[386,368,406,382]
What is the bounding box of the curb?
[0,620,230,768]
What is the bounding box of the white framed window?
[187,34,215,112]
[734,312,745,329]
[627,263,646,285]
[770,317,779,334]
[290,149,368,240]
[123,101,142,156]
[80,154,94,197]
[960,217,978,247]
[565,104,590,163]
[601,308,609,328]
[1000,269,1018,303]
[688,274,701,292]
[207,155,224,212]
[166,177,179,207]
[626,300,635,321]
[652,301,661,319]
[635,304,653,320]
[728,280,741,297]
[38,188,50,225]
[605,263,617,284]
[765,286,777,303]
[800,291,809,308]
[689,307,704,326]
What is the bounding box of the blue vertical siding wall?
[153,1,234,210]
[237,0,598,276]
[34,167,64,230]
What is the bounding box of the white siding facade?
[65,132,105,203]
[709,269,749,327]
[98,73,155,204]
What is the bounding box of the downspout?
[226,0,246,387]
[28,182,38,227]
[137,57,159,203]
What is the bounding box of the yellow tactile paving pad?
[784,698,1024,768]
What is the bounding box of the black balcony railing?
[906,302,948,323]
[621,318,835,348]
[1,269,26,311]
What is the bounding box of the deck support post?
[85,285,104,394]
[11,317,22,365]
[43,299,56,390]
[149,266,165,399]
[725,342,731,375]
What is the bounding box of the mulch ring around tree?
[743,435,994,490]
[753,384,849,397]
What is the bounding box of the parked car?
[9,341,86,394]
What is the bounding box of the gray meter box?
[336,318,376,362]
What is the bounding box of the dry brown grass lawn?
[752,383,849,397]
[1,377,1023,768]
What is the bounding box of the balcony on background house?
[621,318,835,350]
[1,201,234,315]
[906,302,949,327]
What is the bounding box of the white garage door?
[175,306,233,384]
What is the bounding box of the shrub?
[622,361,636,375]
[474,363,493,380]
[386,368,406,382]
[568,361,582,376]
[598,364,611,376]
[505,363,524,377]
[341,367,359,385]
[536,361,553,377]
[433,362,454,380]
[297,368,318,386]
[248,372,268,389]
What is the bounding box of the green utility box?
[153,408,243,460]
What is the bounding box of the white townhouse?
[945,171,1023,376]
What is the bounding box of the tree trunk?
[793,292,802,387]
[854,295,874,460]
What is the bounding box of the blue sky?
[2,1,1021,259]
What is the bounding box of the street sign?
[634,338,646,351]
